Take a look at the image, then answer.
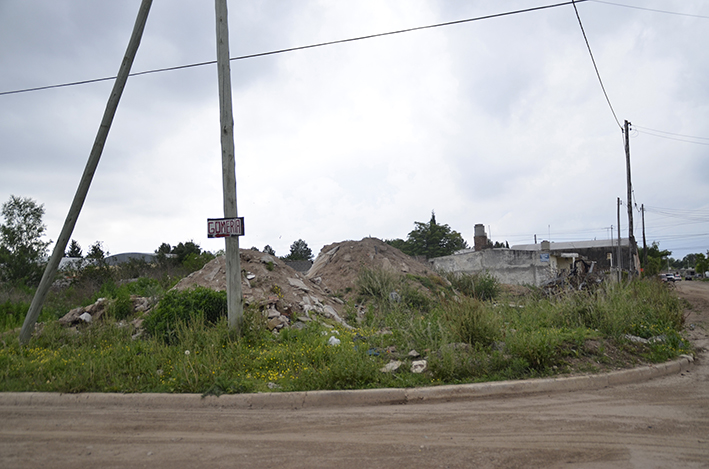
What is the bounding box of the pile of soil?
[306,237,436,300]
[171,238,438,318]
[172,249,344,320]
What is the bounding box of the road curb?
[0,356,694,410]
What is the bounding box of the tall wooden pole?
[20,0,153,345]
[617,197,622,282]
[624,120,636,276]
[641,204,648,275]
[215,0,243,330]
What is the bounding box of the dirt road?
[2,282,708,468]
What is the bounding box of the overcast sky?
[1,0,707,262]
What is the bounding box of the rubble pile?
[306,237,435,300]
[172,249,349,331]
[58,238,439,333]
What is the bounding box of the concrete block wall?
[431,249,555,286]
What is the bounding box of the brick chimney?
[474,224,488,251]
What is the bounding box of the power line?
[633,126,709,146]
[1,0,587,97]
[588,0,709,19]
[571,0,622,129]
[634,125,709,140]
[636,129,709,146]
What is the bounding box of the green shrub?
[357,267,399,301]
[443,271,499,301]
[143,287,227,344]
[441,297,501,346]
[0,299,30,332]
[106,290,133,320]
[505,328,562,371]
[399,282,432,313]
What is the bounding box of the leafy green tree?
[283,239,313,261]
[639,241,671,276]
[387,212,468,259]
[696,253,708,277]
[65,239,83,258]
[170,241,201,264]
[0,195,51,285]
[384,238,408,252]
[263,245,276,256]
[155,242,172,255]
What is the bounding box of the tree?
[155,242,172,255]
[86,241,108,264]
[263,245,276,256]
[387,211,468,259]
[283,239,313,261]
[638,241,671,276]
[0,195,51,285]
[696,253,708,277]
[170,241,201,264]
[65,239,83,258]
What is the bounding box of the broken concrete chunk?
[411,360,427,373]
[380,360,402,373]
[328,336,341,346]
[287,277,311,292]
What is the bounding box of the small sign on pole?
[207,217,244,238]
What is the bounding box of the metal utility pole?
[624,120,637,276]
[215,0,243,330]
[19,0,153,345]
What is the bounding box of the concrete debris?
[624,334,649,344]
[287,277,310,292]
[328,336,341,346]
[411,360,428,373]
[57,238,440,335]
[624,334,666,344]
[58,297,110,326]
[380,360,402,373]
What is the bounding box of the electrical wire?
[0,0,587,97]
[636,129,709,146]
[588,0,709,19]
[633,126,709,146]
[634,125,709,140]
[571,0,622,129]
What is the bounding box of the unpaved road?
[2,282,708,468]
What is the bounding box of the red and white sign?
[207,217,244,238]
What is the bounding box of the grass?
[0,270,694,394]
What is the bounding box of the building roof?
[511,239,630,252]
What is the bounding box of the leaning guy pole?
[19,0,153,345]
[215,0,243,330]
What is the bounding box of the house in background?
[430,224,638,286]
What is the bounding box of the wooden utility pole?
[19,0,153,345]
[215,0,243,330]
[617,197,622,282]
[624,120,636,276]
[641,204,648,275]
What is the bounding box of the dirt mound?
[171,249,350,328]
[306,237,436,299]
[167,239,438,329]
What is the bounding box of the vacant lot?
[1,281,707,468]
